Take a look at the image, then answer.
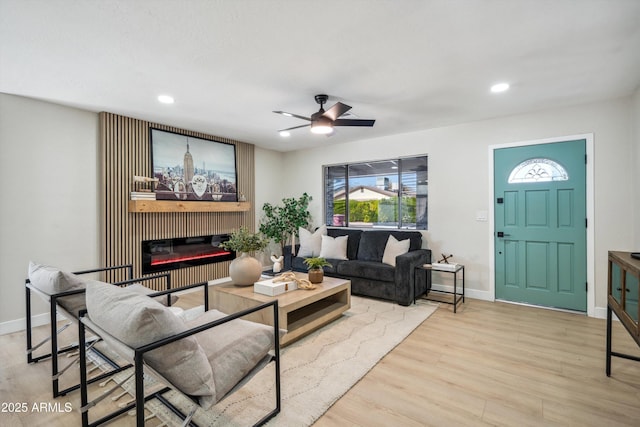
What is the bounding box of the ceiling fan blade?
[322,102,352,121]
[278,124,310,132]
[273,111,311,121]
[333,119,376,127]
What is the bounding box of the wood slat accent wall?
[100,112,255,289]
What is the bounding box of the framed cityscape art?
[150,128,238,201]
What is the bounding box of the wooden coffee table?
[211,273,351,346]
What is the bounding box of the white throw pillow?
[297,225,327,257]
[382,235,411,266]
[319,235,348,260]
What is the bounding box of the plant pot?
[308,267,324,284]
[229,252,262,286]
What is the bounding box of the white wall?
[282,97,637,314]
[0,93,100,333]
[254,146,285,265]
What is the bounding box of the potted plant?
[259,192,312,256]
[220,227,268,286]
[303,257,332,284]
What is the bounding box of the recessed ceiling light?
[157,95,175,104]
[490,83,510,93]
[279,130,291,137]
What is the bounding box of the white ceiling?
[2,0,640,152]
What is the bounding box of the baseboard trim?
[594,306,609,320]
[430,282,494,302]
[0,312,50,336]
[430,283,608,319]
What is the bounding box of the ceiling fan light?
[311,116,334,134]
[310,124,333,134]
[279,130,291,137]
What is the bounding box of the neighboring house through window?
[324,155,428,229]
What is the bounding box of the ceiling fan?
[273,94,375,136]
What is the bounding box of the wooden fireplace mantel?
[128,200,251,213]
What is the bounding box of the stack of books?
[430,262,460,271]
[130,191,156,200]
[423,262,461,271]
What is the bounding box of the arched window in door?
[508,158,568,183]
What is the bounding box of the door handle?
[497,232,511,238]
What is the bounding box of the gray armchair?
[25,262,176,397]
[78,279,281,426]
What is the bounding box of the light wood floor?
[315,299,640,427]
[1,294,639,426]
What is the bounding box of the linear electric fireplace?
[142,234,235,274]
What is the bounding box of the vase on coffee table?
[220,227,268,286]
[229,252,262,286]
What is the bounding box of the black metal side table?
[415,264,465,313]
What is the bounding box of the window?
[324,156,428,229]
[508,158,568,183]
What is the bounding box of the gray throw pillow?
[28,261,85,295]
[85,280,217,404]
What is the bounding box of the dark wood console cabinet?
[606,251,640,375]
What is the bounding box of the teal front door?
[494,139,587,311]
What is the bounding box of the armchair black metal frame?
[25,264,174,397]
[78,287,280,427]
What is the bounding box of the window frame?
[323,155,428,230]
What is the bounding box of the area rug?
[103,296,438,426]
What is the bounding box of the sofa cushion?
[292,255,344,274]
[297,225,326,257]
[85,280,216,406]
[382,235,411,266]
[28,262,86,295]
[319,235,348,260]
[356,231,422,262]
[403,231,424,251]
[320,258,345,274]
[290,255,308,272]
[356,231,392,262]
[336,260,396,283]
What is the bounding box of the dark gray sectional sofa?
[283,228,431,306]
